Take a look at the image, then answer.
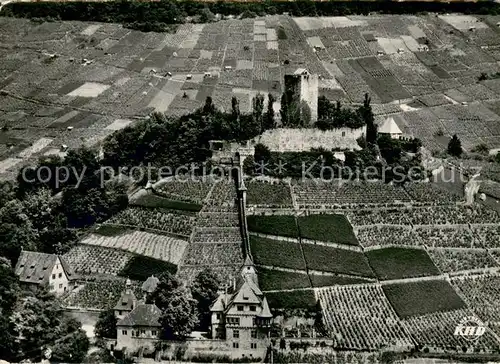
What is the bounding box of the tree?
[448,134,463,157]
[94,309,117,339]
[51,318,90,363]
[8,289,89,362]
[159,286,198,340]
[264,93,276,130]
[203,96,215,115]
[252,93,265,133]
[254,143,271,165]
[150,272,198,339]
[0,199,38,265]
[198,7,215,23]
[360,93,377,144]
[0,259,18,362]
[148,272,182,306]
[191,269,221,331]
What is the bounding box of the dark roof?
[14,251,74,285]
[117,304,162,327]
[114,290,137,311]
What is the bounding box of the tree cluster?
[316,96,365,130]
[4,0,500,28]
[0,147,129,266]
[103,95,275,171]
[0,280,89,363]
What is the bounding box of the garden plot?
[105,119,134,131]
[18,138,53,159]
[0,157,21,174]
[307,36,325,49]
[147,79,184,112]
[439,15,489,31]
[67,82,110,97]
[294,17,366,31]
[80,24,102,36]
[377,38,408,54]
[236,60,253,70]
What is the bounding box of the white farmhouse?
[14,250,75,295]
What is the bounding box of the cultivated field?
[2,14,500,179]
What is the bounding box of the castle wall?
[257,126,366,152]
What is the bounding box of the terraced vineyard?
[105,206,195,236]
[317,284,413,350]
[81,227,188,264]
[64,245,133,275]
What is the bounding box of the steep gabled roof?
[230,281,261,305]
[117,304,162,327]
[379,117,402,135]
[210,293,231,312]
[114,290,137,311]
[14,251,74,285]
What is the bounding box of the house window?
[140,330,146,336]
[58,273,62,278]
[49,284,54,290]
[342,131,346,137]
[233,342,239,349]
[122,330,127,335]
[252,318,256,326]
[52,274,55,279]
[119,310,122,315]
[237,305,244,311]
[59,284,62,288]
[251,343,257,349]
[227,317,240,325]
[233,330,239,339]
[216,313,221,320]
[152,331,157,337]
[251,330,257,338]
[250,305,256,312]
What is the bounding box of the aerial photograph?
[1,0,500,363]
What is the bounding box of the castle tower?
[283,68,319,124]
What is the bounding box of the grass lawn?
[383,280,466,318]
[298,214,359,246]
[247,215,298,238]
[302,244,375,278]
[366,247,441,281]
[265,290,317,310]
[258,267,311,291]
[309,274,371,288]
[132,193,202,212]
[250,236,306,270]
[119,255,177,281]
